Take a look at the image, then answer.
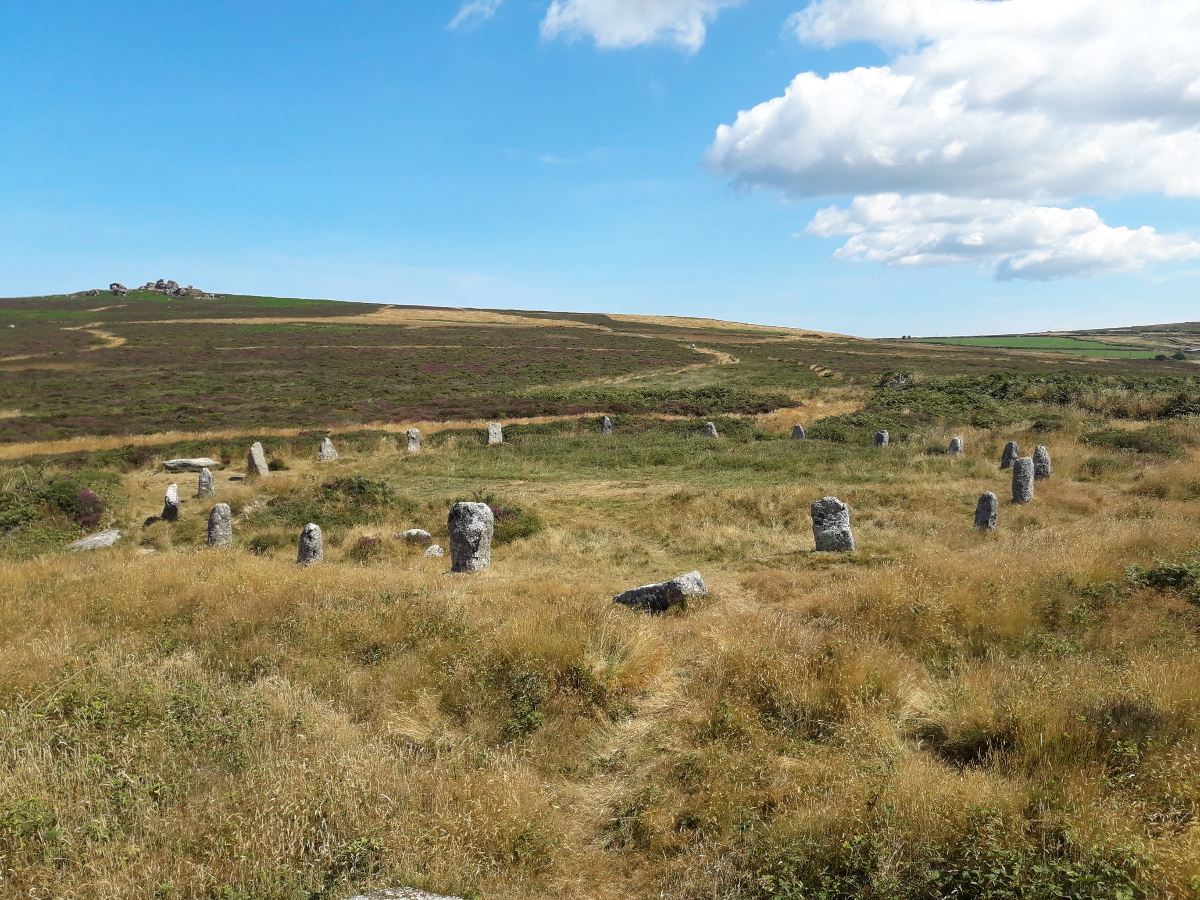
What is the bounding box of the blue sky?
[1,0,1198,337]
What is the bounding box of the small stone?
[702,421,718,438]
[613,571,708,613]
[791,424,806,440]
[487,423,503,445]
[341,887,465,900]
[974,491,998,529]
[163,457,221,471]
[1033,445,1051,479]
[811,496,855,551]
[874,430,889,448]
[1000,440,1019,469]
[162,484,180,521]
[318,437,339,461]
[601,416,613,435]
[407,428,421,452]
[198,467,215,498]
[247,442,269,478]
[207,503,233,548]
[948,437,964,456]
[424,544,445,557]
[297,523,324,565]
[69,529,122,551]
[1012,457,1035,504]
[448,501,494,572]
[397,529,433,544]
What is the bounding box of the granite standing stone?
[162,484,180,521]
[703,421,719,438]
[1033,445,1052,479]
[407,428,421,452]
[948,437,964,456]
[1000,440,1019,470]
[974,491,998,529]
[69,529,122,551]
[198,467,215,498]
[613,571,708,613]
[601,416,613,435]
[318,438,339,461]
[297,523,324,565]
[487,423,503,445]
[207,503,233,548]
[448,501,494,572]
[1012,457,1035,504]
[874,430,889,448]
[791,424,806,440]
[811,496,855,551]
[247,442,270,478]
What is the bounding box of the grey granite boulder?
[601,416,613,435]
[702,421,718,438]
[1012,457,1034,504]
[448,502,493,572]
[198,467,215,498]
[164,457,221,471]
[948,437,964,456]
[397,528,433,544]
[247,442,270,478]
[874,430,889,448]
[297,523,324,564]
[974,491,998,530]
[1000,440,1019,470]
[487,423,503,445]
[69,529,122,551]
[791,424,806,440]
[1033,445,1051,479]
[424,544,445,557]
[811,496,855,551]
[613,571,708,613]
[318,438,339,461]
[162,484,180,521]
[207,503,233,548]
[109,282,128,295]
[407,428,421,452]
[342,888,464,900]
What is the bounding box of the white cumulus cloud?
[541,0,743,52]
[705,0,1200,279]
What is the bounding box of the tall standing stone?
[198,467,215,498]
[874,430,889,448]
[1033,445,1051,479]
[791,424,806,440]
[162,484,180,521]
[247,441,269,478]
[297,523,324,565]
[974,491,998,530]
[948,437,964,456]
[207,503,233,548]
[1012,457,1034,504]
[407,428,421,452]
[318,438,338,461]
[601,416,613,435]
[702,422,719,438]
[487,423,503,445]
[448,501,494,572]
[811,496,855,551]
[1000,440,1019,470]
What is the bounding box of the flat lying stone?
[424,544,445,557]
[164,457,221,471]
[397,529,433,544]
[343,888,464,900]
[614,571,708,613]
[812,496,854,551]
[69,529,122,551]
[318,437,339,461]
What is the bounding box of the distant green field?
[917,336,1159,357]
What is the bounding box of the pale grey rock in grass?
[318,437,339,461]
[487,423,503,445]
[601,416,613,435]
[297,523,324,565]
[342,887,464,900]
[948,437,964,456]
[448,502,493,572]
[424,544,445,557]
[197,467,215,498]
[1000,440,1019,470]
[397,528,433,544]
[702,421,718,438]
[109,282,128,295]
[974,491,998,530]
[207,503,233,548]
[69,529,122,551]
[613,570,708,614]
[246,442,269,478]
[163,457,221,471]
[407,428,421,452]
[811,496,855,551]
[874,430,889,448]
[162,483,180,521]
[1012,457,1035,504]
[791,424,806,440]
[1033,445,1052,479]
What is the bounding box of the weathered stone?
[1000,440,1019,469]
[397,529,433,544]
[207,503,233,548]
[448,502,493,572]
[247,442,269,478]
[69,529,122,551]
[164,457,221,471]
[109,282,128,295]
[342,887,464,900]
[198,468,215,498]
[874,430,889,448]
[318,437,339,461]
[948,437,964,456]
[601,416,613,435]
[791,424,806,440]
[1033,445,1052,479]
[162,484,180,521]
[1012,457,1035,504]
[487,423,503,445]
[702,421,718,438]
[406,428,421,452]
[297,523,324,565]
[811,496,855,551]
[424,544,445,557]
[974,491,998,529]
[613,571,708,613]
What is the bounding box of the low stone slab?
[397,529,433,544]
[69,529,122,551]
[614,571,708,613]
[343,888,464,900]
[164,457,221,471]
[318,438,339,461]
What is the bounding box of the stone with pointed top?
[811,496,855,551]
[247,442,269,477]
[448,502,493,572]
[198,467,215,498]
[1012,457,1034,503]
[162,484,180,521]
[791,424,806,440]
[487,423,503,445]
[948,437,964,456]
[1000,440,1019,470]
[1033,445,1051,479]
[874,430,889,448]
[318,437,339,461]
[613,570,708,613]
[601,416,613,435]
[407,428,421,452]
[207,503,233,548]
[974,491,998,529]
[702,421,718,438]
[297,523,324,564]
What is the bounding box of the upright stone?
[702,421,719,438]
[197,467,215,498]
[297,523,324,565]
[811,496,855,551]
[318,438,338,461]
[247,441,269,478]
[974,491,998,530]
[1000,440,1019,470]
[448,501,494,572]
[874,430,889,448]
[1033,445,1052,479]
[791,424,806,440]
[487,423,503,445]
[1012,457,1035,504]
[601,416,613,435]
[162,484,180,521]
[407,428,421,452]
[948,437,964,456]
[207,503,233,548]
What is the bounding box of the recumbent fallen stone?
[207,503,233,548]
[297,523,324,564]
[69,529,122,551]
[448,502,494,572]
[974,491,998,530]
[613,571,708,613]
[1012,457,1035,504]
[811,496,855,551]
[164,457,221,471]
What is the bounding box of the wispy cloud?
[449,0,504,30]
[541,0,742,53]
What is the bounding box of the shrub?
[346,536,385,565]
